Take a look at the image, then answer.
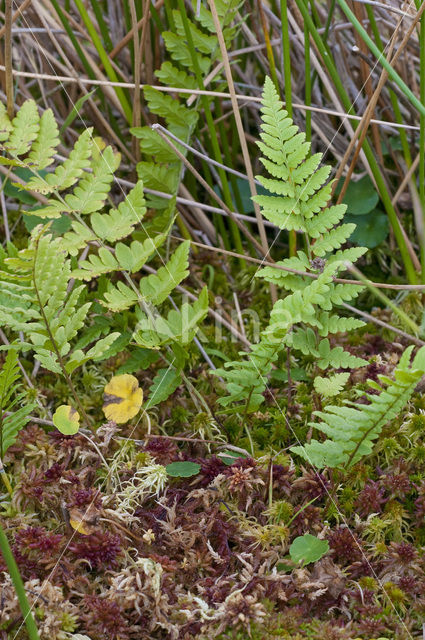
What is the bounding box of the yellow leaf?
[69,518,92,535]
[102,374,143,424]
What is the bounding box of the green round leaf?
[346,210,389,248]
[342,175,379,215]
[289,534,329,565]
[53,405,80,435]
[166,461,201,477]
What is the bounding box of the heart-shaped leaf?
[289,534,329,565]
[53,405,80,435]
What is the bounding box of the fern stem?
[0,524,40,640]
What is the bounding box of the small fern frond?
[4,100,39,157]
[139,241,190,305]
[26,108,60,169]
[27,128,93,193]
[313,372,350,397]
[291,345,425,469]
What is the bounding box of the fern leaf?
[316,312,365,336]
[144,86,198,130]
[115,235,166,273]
[27,128,93,193]
[155,62,198,90]
[292,346,425,469]
[135,286,208,348]
[173,10,217,53]
[26,108,59,169]
[317,339,367,369]
[91,180,146,242]
[64,146,114,214]
[61,221,96,256]
[101,281,139,312]
[304,205,347,238]
[312,224,356,257]
[0,103,12,142]
[4,100,39,157]
[2,402,34,455]
[139,241,190,305]
[72,247,119,281]
[314,372,350,397]
[33,235,70,312]
[162,31,211,74]
[137,161,180,194]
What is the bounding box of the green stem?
[416,0,425,282]
[74,0,132,123]
[336,0,425,118]
[0,524,40,640]
[281,0,296,255]
[296,0,418,283]
[175,0,244,261]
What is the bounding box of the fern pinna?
[214,77,368,412]
[0,101,207,405]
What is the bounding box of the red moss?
[83,596,129,639]
[355,481,386,517]
[143,436,178,465]
[69,531,122,570]
[68,488,102,509]
[381,472,411,498]
[327,527,363,564]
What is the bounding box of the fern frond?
[154,62,198,90]
[26,108,60,169]
[139,241,190,305]
[64,145,114,215]
[0,349,34,456]
[292,345,425,468]
[312,224,356,256]
[91,180,146,242]
[4,100,39,157]
[27,128,93,193]
[0,103,12,141]
[314,372,350,397]
[101,281,139,312]
[135,287,208,348]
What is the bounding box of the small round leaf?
[166,461,201,477]
[341,175,379,215]
[289,534,329,565]
[53,405,80,435]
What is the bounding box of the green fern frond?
[0,103,12,141]
[154,62,198,90]
[4,100,39,157]
[64,145,114,214]
[27,128,93,193]
[313,372,350,397]
[139,240,190,305]
[292,345,425,469]
[0,348,34,457]
[26,108,60,169]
